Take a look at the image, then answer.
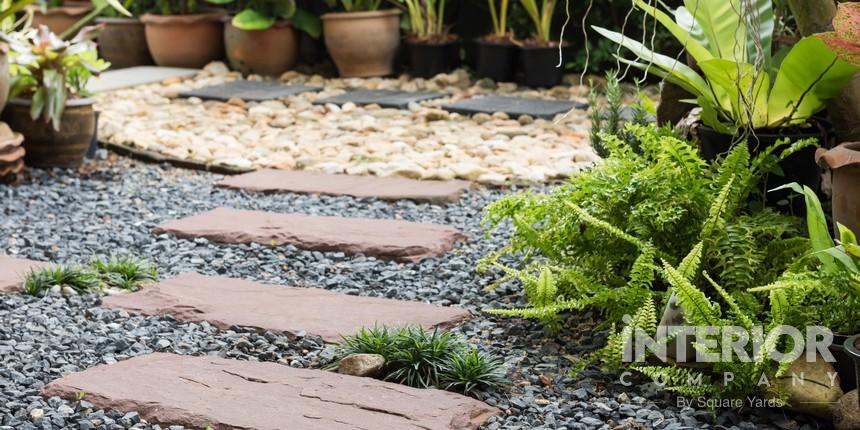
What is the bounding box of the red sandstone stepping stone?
[43,353,500,430]
[153,207,468,262]
[102,273,470,342]
[217,169,472,204]
[0,255,51,293]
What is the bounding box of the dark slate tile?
[442,95,588,119]
[313,89,445,109]
[179,80,322,102]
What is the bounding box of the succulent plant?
[817,2,860,66]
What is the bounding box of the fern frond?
[678,242,703,281]
[700,176,735,240]
[661,260,719,326]
[566,202,648,249]
[703,271,754,331]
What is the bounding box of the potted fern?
[205,0,320,77]
[476,0,515,82]
[94,0,155,69]
[140,0,226,68]
[393,0,458,78]
[321,0,401,77]
[519,0,569,87]
[594,0,860,210]
[2,25,108,167]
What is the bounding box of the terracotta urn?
[95,17,154,69]
[141,13,225,68]
[818,142,860,236]
[224,20,298,77]
[29,1,93,35]
[322,9,401,77]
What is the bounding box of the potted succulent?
[518,0,569,87]
[140,0,226,68]
[393,0,458,78]
[476,0,515,82]
[321,0,402,77]
[94,0,155,69]
[1,26,107,167]
[594,0,860,209]
[205,0,320,77]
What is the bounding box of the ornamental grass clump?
[90,255,158,290]
[336,326,507,396]
[23,266,100,296]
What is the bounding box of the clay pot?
[817,142,860,236]
[224,20,298,77]
[0,123,25,184]
[1,98,95,168]
[95,17,154,69]
[141,13,225,68]
[29,2,93,35]
[322,9,401,77]
[0,43,9,113]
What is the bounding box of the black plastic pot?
[843,335,860,401]
[519,44,572,88]
[407,39,459,78]
[475,39,518,82]
[831,334,858,393]
[696,123,829,215]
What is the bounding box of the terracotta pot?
[1,98,95,168]
[95,17,154,69]
[322,9,401,77]
[0,43,9,114]
[817,142,860,236]
[141,13,225,68]
[224,20,298,77]
[29,2,93,35]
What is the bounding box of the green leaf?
[838,223,858,246]
[683,0,745,61]
[290,8,321,38]
[204,0,234,4]
[274,0,296,19]
[698,58,770,128]
[767,36,860,128]
[92,0,130,16]
[232,9,276,31]
[633,0,712,64]
[772,183,837,271]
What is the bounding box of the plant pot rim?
[697,121,828,139]
[140,12,226,24]
[321,9,401,21]
[26,3,92,16]
[520,41,572,51]
[476,38,516,47]
[225,18,294,29]
[405,36,459,46]
[816,141,860,169]
[844,334,860,358]
[94,16,142,24]
[9,97,95,108]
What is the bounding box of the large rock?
[42,353,500,430]
[0,255,50,293]
[102,273,470,342]
[338,353,385,377]
[777,353,843,419]
[217,169,472,204]
[153,207,468,262]
[834,389,860,430]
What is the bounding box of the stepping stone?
[0,255,50,293]
[153,208,468,262]
[43,353,500,430]
[178,80,322,102]
[87,66,198,93]
[103,273,470,342]
[217,169,472,204]
[313,89,445,109]
[442,95,588,120]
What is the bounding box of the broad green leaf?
[839,223,859,246]
[633,0,711,64]
[92,0,130,16]
[290,8,321,38]
[767,36,860,128]
[232,9,276,31]
[274,0,296,19]
[698,58,769,128]
[593,26,711,97]
[204,0,234,4]
[744,0,774,69]
[683,0,745,61]
[772,183,837,272]
[674,6,707,48]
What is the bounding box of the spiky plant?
[89,255,157,290]
[386,327,468,389]
[439,349,507,395]
[22,266,101,296]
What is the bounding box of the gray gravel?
[0,159,829,429]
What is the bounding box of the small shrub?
[336,326,507,396]
[89,256,157,290]
[22,267,101,296]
